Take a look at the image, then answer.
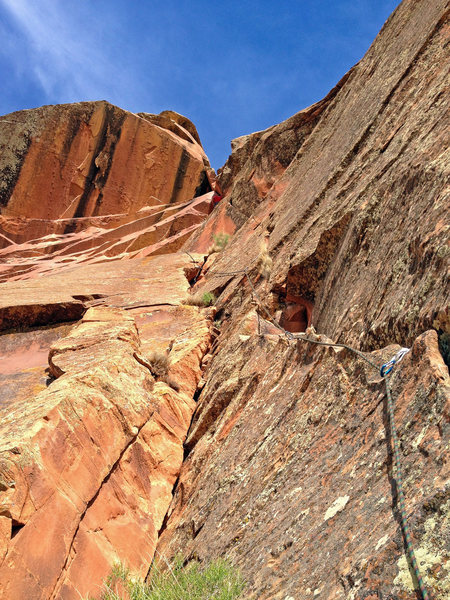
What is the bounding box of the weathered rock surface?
[0,324,73,409]
[0,254,214,600]
[158,325,449,599]
[137,110,203,146]
[0,102,215,276]
[0,101,208,228]
[0,192,214,282]
[0,0,448,598]
[0,251,208,331]
[157,1,450,598]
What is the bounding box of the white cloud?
[0,0,141,104]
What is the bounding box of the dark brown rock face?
[159,328,448,599]
[158,1,450,598]
[0,0,448,599]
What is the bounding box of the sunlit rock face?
[158,0,450,598]
[0,101,214,280]
[0,100,208,226]
[0,100,218,599]
[0,255,214,600]
[0,0,449,599]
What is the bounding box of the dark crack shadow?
[381,382,423,600]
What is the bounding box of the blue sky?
[0,0,401,169]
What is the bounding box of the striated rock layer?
[0,191,215,282]
[162,0,449,598]
[0,102,216,279]
[0,101,208,228]
[0,0,448,598]
[0,254,214,599]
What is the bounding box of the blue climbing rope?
[190,256,432,599]
[380,347,410,376]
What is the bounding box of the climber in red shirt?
[206,169,223,211]
[212,191,222,206]
[208,184,223,213]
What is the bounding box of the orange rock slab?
[0,101,208,231]
[0,256,213,599]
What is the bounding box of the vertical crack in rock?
[194,170,213,198]
[59,104,97,170]
[65,104,126,230]
[149,311,217,551]
[49,420,148,600]
[170,149,191,204]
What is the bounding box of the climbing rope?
[380,347,410,376]
[385,375,431,600]
[186,253,431,599]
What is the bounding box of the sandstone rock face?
[0,101,213,268]
[0,0,449,599]
[0,101,207,226]
[137,110,203,146]
[0,254,214,600]
[0,324,73,409]
[158,326,449,599]
[0,192,214,282]
[156,1,450,598]
[0,252,198,330]
[183,198,236,254]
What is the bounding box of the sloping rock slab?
[0,301,213,600]
[157,324,449,598]
[0,193,214,283]
[0,252,202,331]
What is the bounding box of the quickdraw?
[189,256,431,599]
[380,347,410,377]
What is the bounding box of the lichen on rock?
[0,0,449,598]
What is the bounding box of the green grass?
[184,291,216,307]
[212,233,230,251]
[201,292,216,307]
[207,233,231,255]
[94,556,245,600]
